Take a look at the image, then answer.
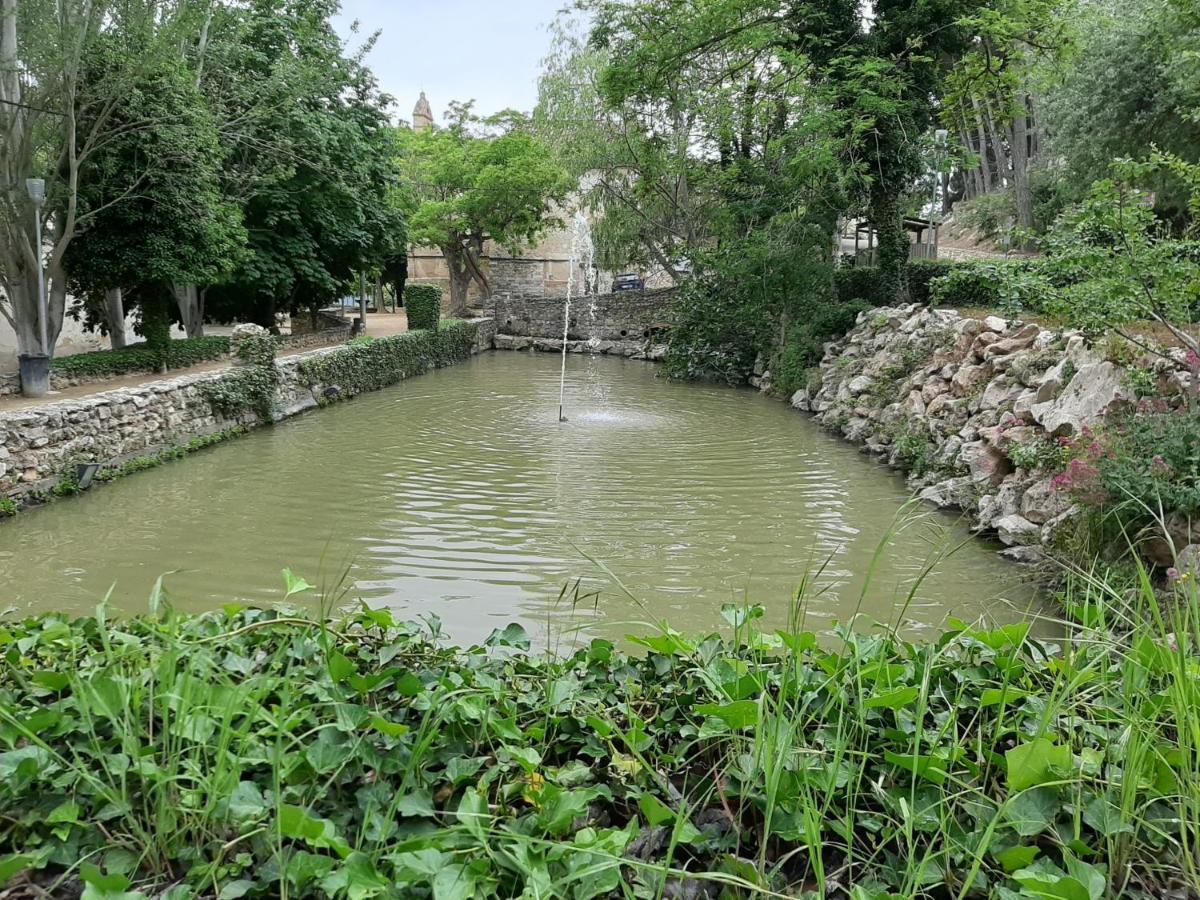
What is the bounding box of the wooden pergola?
[852,217,940,265]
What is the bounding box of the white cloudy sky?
[333,0,570,123]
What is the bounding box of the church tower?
[412,92,433,132]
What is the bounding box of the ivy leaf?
[282,568,315,598]
[277,805,351,859]
[1006,738,1073,791]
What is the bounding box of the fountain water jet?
[557,211,594,422]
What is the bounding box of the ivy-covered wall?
[0,319,493,507]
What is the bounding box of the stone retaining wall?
[492,333,666,360]
[0,319,493,504]
[493,288,675,341]
[0,327,353,399]
[788,305,1191,561]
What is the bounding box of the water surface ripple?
[0,353,1039,643]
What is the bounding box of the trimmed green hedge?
[404,284,442,331]
[297,320,477,397]
[833,266,887,304]
[905,258,958,304]
[51,336,231,378]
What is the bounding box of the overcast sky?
[333,0,570,124]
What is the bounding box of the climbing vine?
[404,284,442,331]
[297,320,477,398]
[197,334,279,421]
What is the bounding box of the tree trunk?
[969,95,993,194]
[981,94,1006,188]
[442,247,473,318]
[1010,94,1034,244]
[869,187,909,302]
[358,271,368,323]
[171,283,205,337]
[104,287,127,349]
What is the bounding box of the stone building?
[406,94,607,311]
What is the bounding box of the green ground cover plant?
[1,565,1197,899]
[297,320,477,397]
[50,337,232,378]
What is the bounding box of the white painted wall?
[0,308,185,370]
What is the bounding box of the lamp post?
[929,130,948,256]
[24,178,47,355]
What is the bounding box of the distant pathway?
[0,311,408,414]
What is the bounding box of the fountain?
[557,211,595,422]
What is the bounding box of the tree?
[64,47,244,342]
[396,109,569,316]
[200,0,402,329]
[0,0,209,372]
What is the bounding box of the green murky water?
[0,352,1042,644]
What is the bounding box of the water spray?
[558,211,590,423]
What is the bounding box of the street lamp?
[24,178,47,355]
[929,130,949,256]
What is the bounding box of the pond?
[0,352,1043,644]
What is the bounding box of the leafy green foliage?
[930,260,1050,315]
[197,336,279,421]
[663,220,838,384]
[771,300,872,397]
[1037,158,1200,348]
[905,259,958,305]
[404,285,442,331]
[0,497,16,519]
[834,266,888,304]
[1,577,1197,898]
[49,337,231,378]
[298,321,478,397]
[1053,408,1200,558]
[396,115,570,315]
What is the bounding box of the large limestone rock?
[1031,361,1134,436]
[996,514,1041,546]
[1019,477,1073,525]
[960,440,1013,487]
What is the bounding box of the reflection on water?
[0,353,1044,645]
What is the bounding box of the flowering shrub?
[1053,410,1200,558]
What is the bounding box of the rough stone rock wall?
[790,304,1191,560]
[493,289,675,341]
[0,319,494,503]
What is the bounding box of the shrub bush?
[833,265,886,303]
[51,336,231,378]
[3,590,1198,899]
[298,320,477,396]
[929,260,1051,315]
[1054,406,1200,561]
[404,284,442,331]
[771,299,872,397]
[904,258,957,304]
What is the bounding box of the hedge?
[928,259,1049,313]
[404,284,442,331]
[904,258,958,304]
[833,266,887,304]
[51,336,232,378]
[297,319,477,397]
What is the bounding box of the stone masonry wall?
[789,304,1192,561]
[0,319,494,504]
[491,289,674,359]
[494,289,675,340]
